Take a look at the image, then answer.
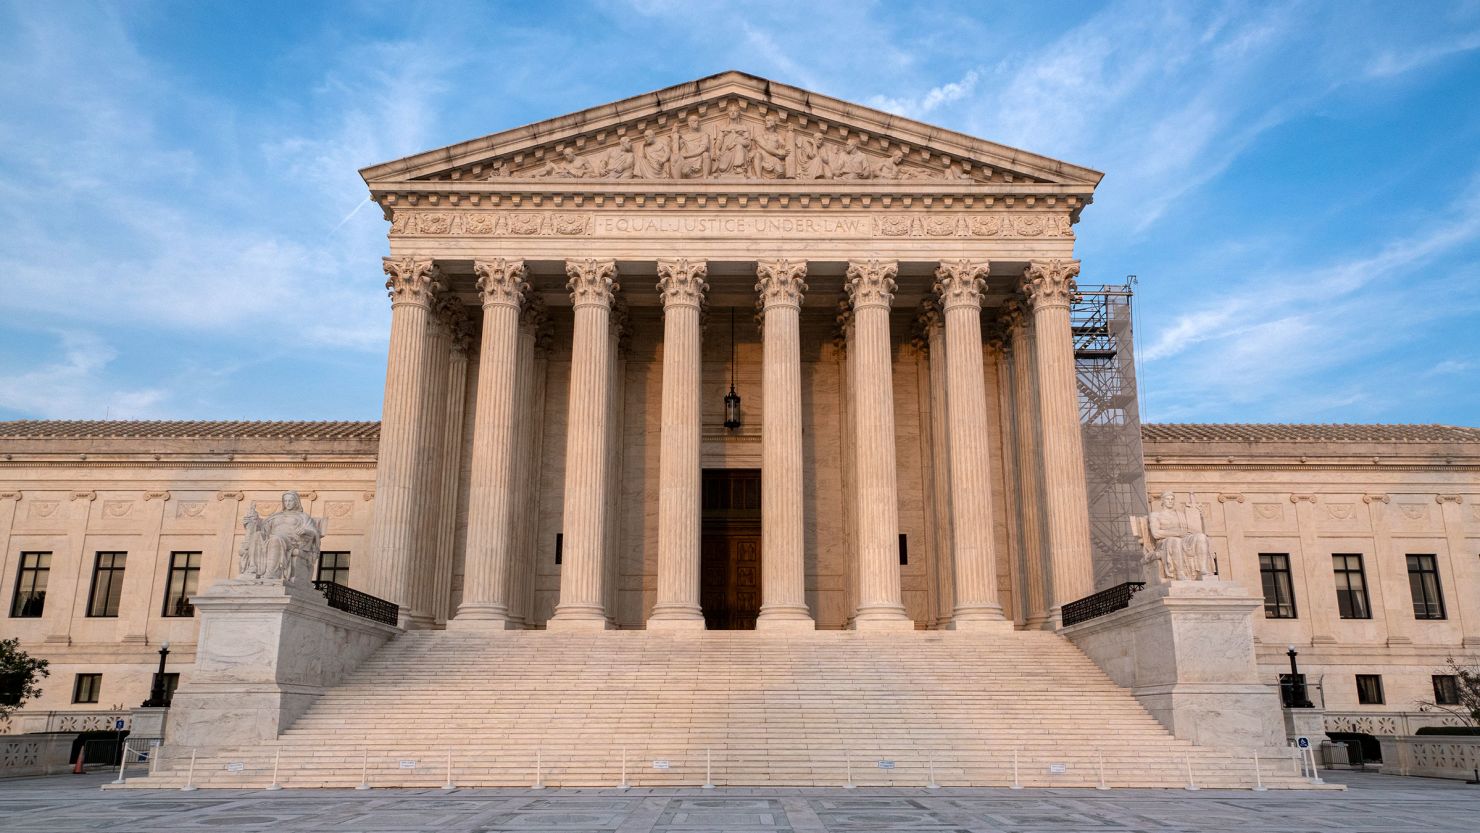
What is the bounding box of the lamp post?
[143,641,171,708]
[1285,644,1313,708]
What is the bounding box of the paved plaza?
[1,771,1477,832]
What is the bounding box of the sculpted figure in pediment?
[873,150,904,179]
[536,147,596,178]
[711,103,751,177]
[827,137,872,180]
[674,114,712,179]
[795,134,824,179]
[603,137,636,179]
[753,115,792,178]
[636,128,672,178]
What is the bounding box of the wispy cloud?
[0,331,167,419]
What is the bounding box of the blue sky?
[1,0,1478,424]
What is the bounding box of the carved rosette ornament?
[933,259,990,311]
[474,258,529,309]
[656,258,709,310]
[756,259,808,310]
[844,260,899,311]
[1021,259,1081,311]
[383,257,441,306]
[565,258,619,308]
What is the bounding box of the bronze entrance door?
[700,468,761,630]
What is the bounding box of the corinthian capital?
[383,257,441,305]
[656,258,708,309]
[565,258,618,308]
[756,259,808,310]
[910,295,944,352]
[845,259,898,310]
[474,258,528,308]
[1021,259,1080,310]
[933,259,990,311]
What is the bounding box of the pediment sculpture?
[238,490,325,587]
[1132,491,1217,582]
[496,101,990,183]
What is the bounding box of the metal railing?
[313,581,399,627]
[1061,582,1146,627]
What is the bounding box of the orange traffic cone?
[72,747,86,774]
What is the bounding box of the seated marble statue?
[238,490,324,585]
[1133,491,1216,582]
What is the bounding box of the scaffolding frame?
[1073,283,1150,589]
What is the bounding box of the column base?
[546,604,613,631]
[852,605,916,632]
[447,613,524,631]
[646,605,706,631]
[1021,613,1053,631]
[948,610,1013,632]
[756,606,815,631]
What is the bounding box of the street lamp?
[143,641,171,708]
[1285,644,1313,708]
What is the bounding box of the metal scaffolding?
[1073,283,1150,589]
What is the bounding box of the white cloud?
[0,331,167,419]
[1366,30,1480,78]
[868,70,980,119]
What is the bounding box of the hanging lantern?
[723,307,742,430]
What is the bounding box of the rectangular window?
[1332,554,1371,620]
[1433,675,1461,706]
[315,551,350,585]
[1356,674,1385,705]
[86,552,127,618]
[1259,553,1297,619]
[162,551,201,618]
[1406,554,1446,620]
[10,551,50,618]
[72,673,101,704]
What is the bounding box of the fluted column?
[846,260,913,630]
[1005,300,1050,628]
[935,260,1009,628]
[756,259,815,630]
[454,259,529,628]
[917,299,955,628]
[648,258,708,629]
[407,296,454,627]
[1023,259,1094,618]
[431,306,472,625]
[365,256,441,617]
[549,258,618,630]
[508,297,548,627]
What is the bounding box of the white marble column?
[845,259,914,630]
[549,258,618,630]
[916,299,955,628]
[756,259,815,630]
[407,297,454,628]
[934,260,1009,628]
[649,258,708,629]
[431,306,472,626]
[1004,300,1050,628]
[507,298,548,627]
[454,259,529,628]
[1023,259,1095,618]
[365,256,441,616]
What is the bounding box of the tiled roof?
[1141,424,1480,444]
[0,420,381,440]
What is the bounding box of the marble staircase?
[136,629,1313,789]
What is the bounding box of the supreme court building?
[2,73,1478,787]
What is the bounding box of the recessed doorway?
[701,468,762,630]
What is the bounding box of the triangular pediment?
[360,71,1102,191]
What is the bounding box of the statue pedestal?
[1062,580,1285,748]
[1283,706,1328,744]
[165,579,400,748]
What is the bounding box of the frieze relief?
[392,210,1072,240]
[176,501,207,519]
[28,501,59,519]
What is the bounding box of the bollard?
[1010,749,1022,790]
[113,741,129,785]
[702,748,715,790]
[843,751,855,789]
[355,750,370,791]
[1096,750,1109,791]
[181,749,199,792]
[1306,746,1324,785]
[1183,753,1199,791]
[618,746,629,790]
[925,753,939,790]
[442,750,455,791]
[1252,751,1267,791]
[266,749,283,791]
[531,748,544,790]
